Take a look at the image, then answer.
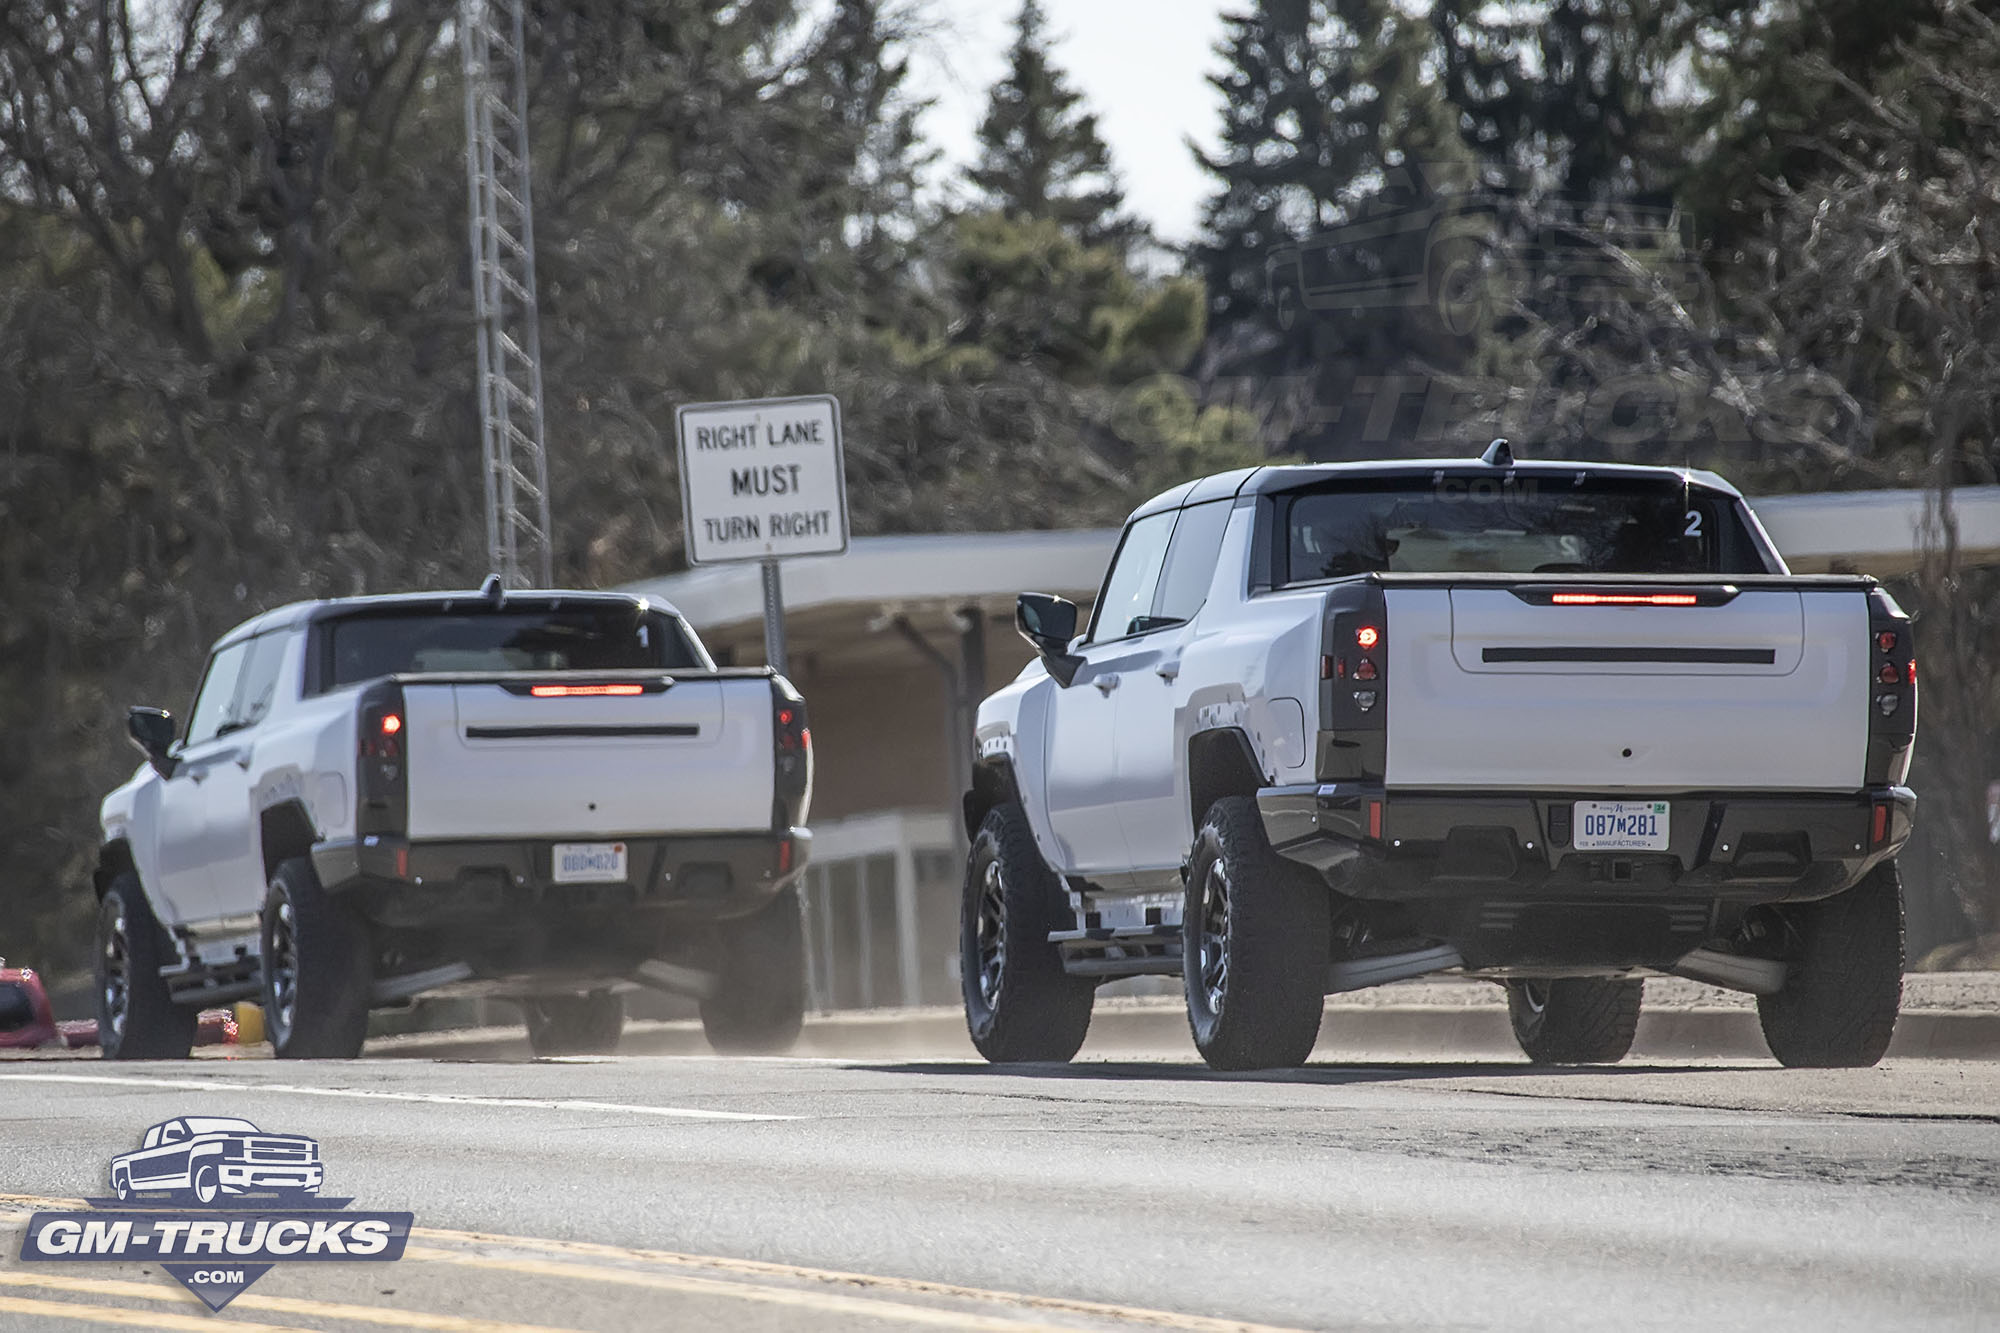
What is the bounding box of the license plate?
[553,842,628,883]
[1573,801,1670,852]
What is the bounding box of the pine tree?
[966,0,1136,250]
[1194,0,1456,328]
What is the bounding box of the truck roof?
[1128,457,1744,522]
[209,588,686,655]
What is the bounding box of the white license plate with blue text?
[553,842,629,883]
[1573,801,1670,852]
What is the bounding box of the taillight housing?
[1864,587,1916,785]
[357,679,409,845]
[771,678,812,828]
[1317,584,1389,781]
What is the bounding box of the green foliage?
[967,0,1136,251]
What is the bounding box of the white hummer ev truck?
[96,581,812,1059]
[961,446,1917,1070]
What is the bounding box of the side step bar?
[371,962,473,1005]
[1052,926,1181,978]
[1327,944,1464,994]
[1667,947,1787,995]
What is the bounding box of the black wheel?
[524,990,625,1056]
[96,873,196,1060]
[1757,862,1904,1068]
[1183,796,1330,1071]
[700,884,807,1054]
[262,858,372,1059]
[960,802,1094,1063]
[1505,978,1643,1064]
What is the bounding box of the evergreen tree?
[1194,0,1455,328]
[966,0,1135,250]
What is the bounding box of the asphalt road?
[1,1048,1997,1332]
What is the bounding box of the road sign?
[675,395,849,566]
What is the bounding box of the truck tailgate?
[1384,585,1870,791]
[402,678,773,839]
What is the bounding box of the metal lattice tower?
[461,0,553,588]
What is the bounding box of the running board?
[1326,944,1464,994]
[1667,948,1787,996]
[371,962,473,1005]
[631,959,718,1000]
[1053,926,1180,979]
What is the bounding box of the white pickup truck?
[962,445,1917,1071]
[96,580,813,1059]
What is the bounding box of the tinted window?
[228,634,289,733]
[1281,476,1766,583]
[323,608,703,689]
[184,640,251,746]
[1153,501,1235,624]
[0,983,33,1033]
[1090,510,1176,641]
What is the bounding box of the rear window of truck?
[319,607,705,689]
[1277,474,1771,583]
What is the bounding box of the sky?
[903,0,1231,245]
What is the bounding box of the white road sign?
[675,394,849,565]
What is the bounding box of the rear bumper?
[1258,783,1913,905]
[313,828,811,929]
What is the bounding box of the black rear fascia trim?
[1482,646,1776,665]
[465,724,700,739]
[1508,584,1741,607]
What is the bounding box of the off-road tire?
[961,802,1095,1063]
[700,884,807,1054]
[524,990,625,1056]
[1757,861,1904,1068]
[1183,796,1330,1071]
[96,873,197,1060]
[261,857,372,1059]
[1506,978,1643,1064]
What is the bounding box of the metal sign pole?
[760,558,788,674]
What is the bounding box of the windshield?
[1279,475,1768,583]
[181,1118,259,1135]
[321,608,704,689]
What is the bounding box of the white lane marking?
[0,1072,799,1122]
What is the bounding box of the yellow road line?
[0,1272,582,1333]
[402,1246,1082,1332]
[0,1293,312,1331]
[410,1227,1302,1333]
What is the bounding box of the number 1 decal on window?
[1684,510,1703,538]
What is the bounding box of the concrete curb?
[370,1000,1999,1063]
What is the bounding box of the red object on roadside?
[56,1018,100,1050]
[0,964,60,1050]
[195,1008,241,1046]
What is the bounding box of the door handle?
[1155,661,1181,681]
[1093,673,1121,695]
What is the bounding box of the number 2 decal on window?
[1684,510,1703,538]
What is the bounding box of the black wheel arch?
[963,755,1025,842]
[94,839,138,900]
[260,800,319,884]
[1187,728,1268,834]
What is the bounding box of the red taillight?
[1871,803,1889,847]
[1878,663,1900,684]
[1906,659,1917,684]
[778,840,794,873]
[380,714,402,735]
[1876,631,1899,653]
[1550,592,1699,606]
[529,683,646,698]
[1354,657,1378,681]
[1356,626,1380,649]
[1368,800,1383,840]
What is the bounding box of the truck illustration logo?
[19,1115,412,1313]
[109,1116,325,1205]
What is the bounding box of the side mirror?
[1015,593,1084,688]
[127,707,178,778]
